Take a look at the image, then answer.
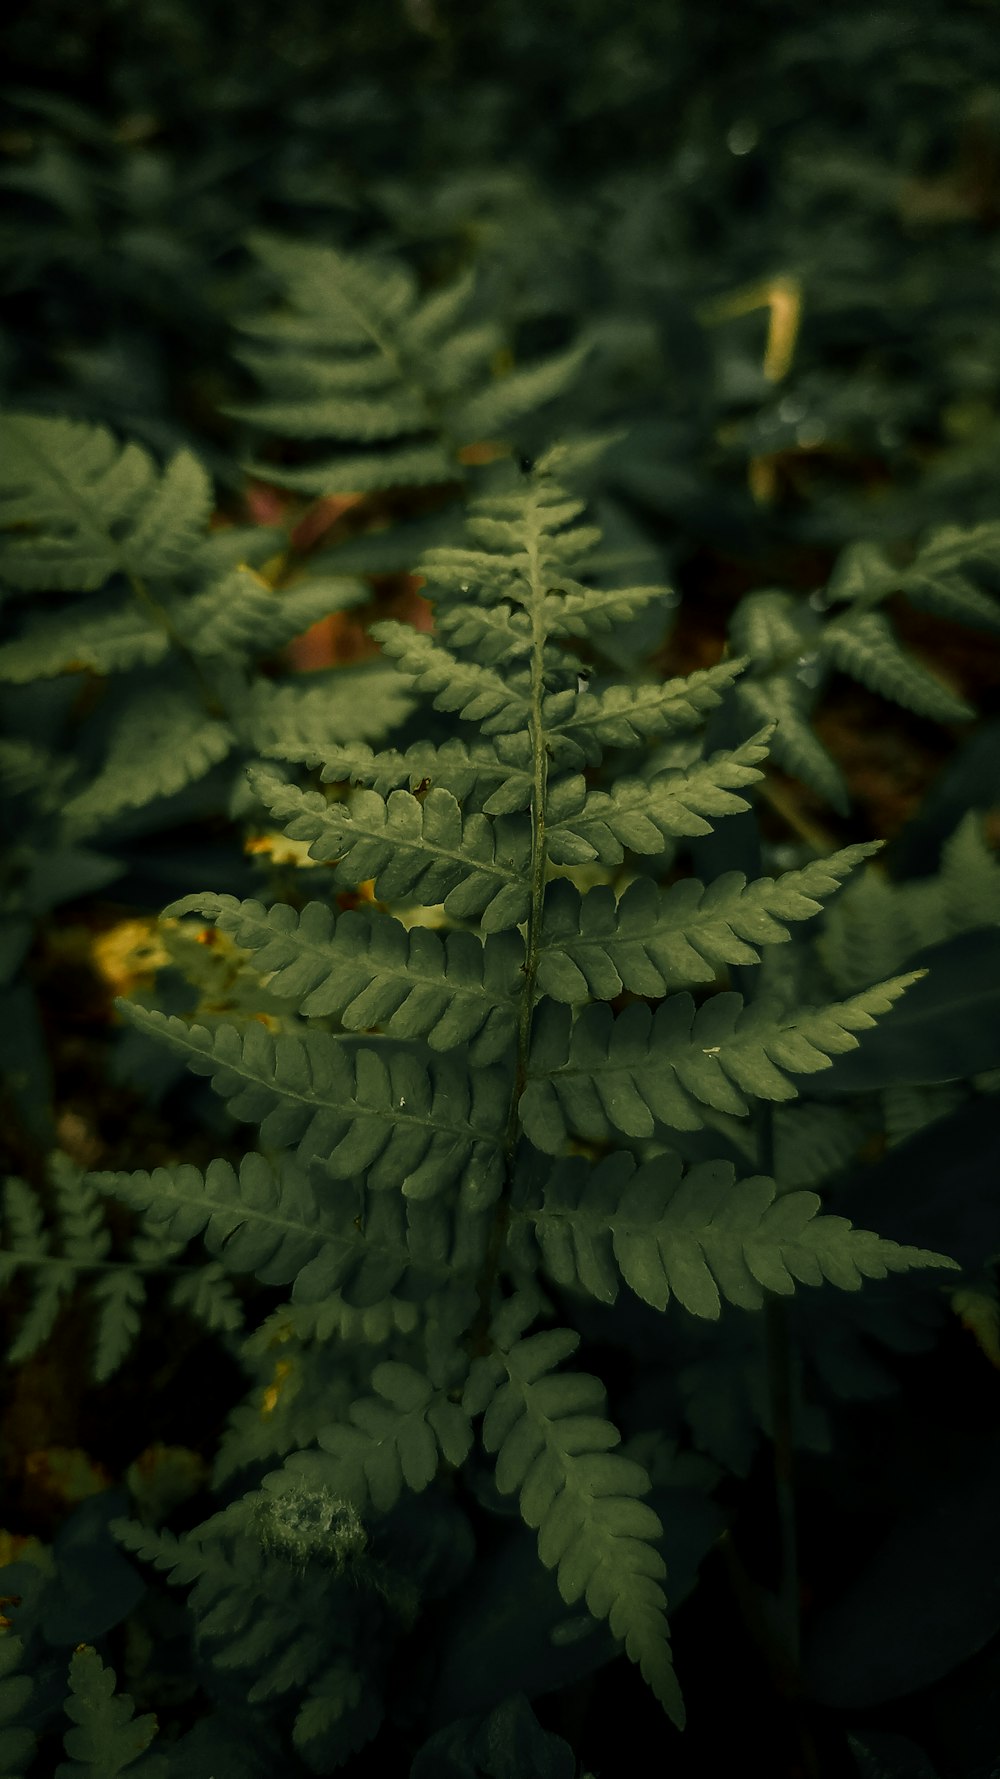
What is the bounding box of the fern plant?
[89,453,958,1748]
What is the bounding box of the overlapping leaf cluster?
[88,460,956,1739]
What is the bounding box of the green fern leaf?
[265,734,533,816]
[55,1647,159,1779]
[539,576,674,638]
[900,523,1000,630]
[1,1175,75,1362]
[232,237,581,495]
[0,602,168,682]
[293,1660,382,1770]
[64,684,234,823]
[544,729,772,865]
[370,620,531,733]
[248,767,530,930]
[180,567,367,660]
[249,665,416,754]
[463,1315,683,1724]
[0,1636,36,1779]
[737,673,849,812]
[119,1007,509,1207]
[822,608,973,722]
[551,658,746,758]
[165,894,521,1064]
[90,1269,147,1383]
[243,442,454,497]
[449,342,587,439]
[537,843,880,1000]
[521,973,924,1149]
[270,1361,473,1514]
[514,1150,956,1315]
[0,414,211,591]
[96,1151,487,1309]
[828,527,1000,632]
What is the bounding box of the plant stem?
[755,1104,802,1671]
[470,499,548,1350]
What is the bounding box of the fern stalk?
[472,498,551,1350]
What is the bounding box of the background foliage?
[2,2,1000,1775]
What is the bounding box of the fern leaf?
[244,442,455,497]
[828,527,1000,632]
[180,567,367,660]
[95,1152,487,1307]
[544,729,772,865]
[1,1175,75,1362]
[248,767,530,930]
[55,1647,159,1779]
[540,577,673,638]
[521,973,924,1150]
[164,894,521,1064]
[370,620,531,733]
[293,1661,382,1770]
[900,523,1000,630]
[90,1270,147,1383]
[536,843,880,1000]
[0,414,211,591]
[449,342,587,439]
[514,1150,956,1315]
[551,658,746,759]
[119,1007,509,1207]
[249,665,416,754]
[0,1636,35,1779]
[0,602,169,682]
[232,237,581,495]
[270,1361,473,1514]
[736,673,849,811]
[269,735,534,815]
[0,1164,172,1381]
[65,685,234,823]
[822,608,973,722]
[463,1318,683,1724]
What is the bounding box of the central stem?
[471,508,550,1349]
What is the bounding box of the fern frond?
[540,577,674,638]
[291,734,534,815]
[513,1151,956,1315]
[164,894,521,1064]
[369,620,531,733]
[93,1151,489,1306]
[819,812,1000,992]
[551,658,746,759]
[737,673,849,812]
[0,414,211,591]
[521,973,924,1149]
[822,608,973,722]
[248,767,530,931]
[249,665,417,754]
[543,729,772,866]
[0,1637,36,1779]
[0,602,169,682]
[449,342,587,440]
[463,1314,683,1725]
[232,237,581,495]
[64,684,234,823]
[292,1661,382,1771]
[261,1362,473,1516]
[179,567,367,661]
[119,1007,509,1207]
[55,1646,159,1779]
[537,843,880,1000]
[0,1157,236,1381]
[828,526,1000,632]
